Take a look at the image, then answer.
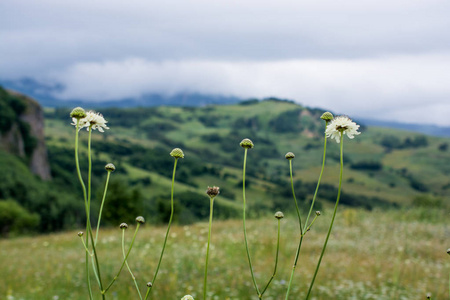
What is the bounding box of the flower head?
[240,138,254,149]
[136,216,145,224]
[325,116,360,143]
[181,296,194,300]
[274,211,284,219]
[77,231,84,237]
[70,107,87,119]
[105,163,116,172]
[320,111,334,122]
[73,111,109,132]
[285,152,295,160]
[170,148,185,159]
[206,186,220,198]
[119,223,128,229]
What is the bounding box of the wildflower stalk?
[95,170,112,246]
[74,119,94,300]
[242,147,261,297]
[144,156,180,300]
[103,223,141,294]
[203,195,215,300]
[122,228,143,300]
[303,213,320,234]
[284,157,304,300]
[260,215,282,297]
[87,126,105,299]
[305,133,344,300]
[285,124,328,300]
[303,125,328,233]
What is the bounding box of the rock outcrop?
[0,89,51,180]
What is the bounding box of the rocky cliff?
[0,88,51,180]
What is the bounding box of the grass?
[1,207,448,300]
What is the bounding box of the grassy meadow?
[1,94,450,300]
[1,207,448,300]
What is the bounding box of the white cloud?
[50,53,450,126]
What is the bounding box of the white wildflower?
[181,296,194,300]
[73,111,109,132]
[325,116,360,143]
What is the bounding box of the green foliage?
[100,176,144,226]
[380,134,429,150]
[0,150,83,232]
[412,195,442,208]
[0,199,40,237]
[269,109,303,133]
[350,160,383,171]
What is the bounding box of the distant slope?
[44,99,450,214]
[361,118,450,137]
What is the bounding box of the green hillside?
[40,99,449,229]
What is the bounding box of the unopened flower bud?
[170,148,185,159]
[447,248,450,255]
[285,152,295,160]
[206,186,220,198]
[119,223,128,229]
[77,231,84,237]
[146,282,153,287]
[136,216,145,224]
[315,211,321,216]
[105,163,116,172]
[320,111,334,122]
[274,211,284,219]
[181,295,194,300]
[240,138,254,149]
[70,107,87,119]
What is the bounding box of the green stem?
[79,236,93,256]
[242,148,261,297]
[260,218,281,297]
[303,126,328,234]
[286,124,328,299]
[285,158,305,299]
[103,224,141,294]
[122,229,143,300]
[86,126,105,300]
[95,171,112,246]
[303,214,319,235]
[144,158,179,300]
[203,196,215,300]
[305,133,344,300]
[74,120,93,300]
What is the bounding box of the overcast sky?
[1,0,450,126]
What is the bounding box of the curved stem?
[103,224,141,294]
[203,196,215,300]
[122,229,143,300]
[242,148,261,297]
[305,134,344,300]
[95,171,112,246]
[303,126,328,234]
[74,120,93,300]
[144,158,179,300]
[260,218,281,297]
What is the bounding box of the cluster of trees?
[380,134,428,150]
